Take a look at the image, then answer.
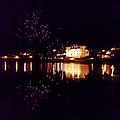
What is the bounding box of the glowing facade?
[66,45,89,58]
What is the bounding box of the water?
[1,61,120,120]
[1,61,119,79]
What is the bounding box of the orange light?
[30,62,32,71]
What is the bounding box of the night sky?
[0,0,120,53]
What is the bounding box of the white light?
[24,62,27,72]
[4,61,7,71]
[111,65,115,77]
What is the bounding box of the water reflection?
[1,61,119,79]
[24,62,27,72]
[48,63,90,79]
[4,61,7,71]
[3,61,33,72]
[30,62,32,72]
[15,61,18,72]
[101,64,115,77]
[91,63,94,71]
[16,80,50,113]
[111,65,115,77]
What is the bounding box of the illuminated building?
[66,45,89,58]
[97,47,120,59]
[97,50,111,58]
[110,47,120,58]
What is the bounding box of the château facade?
[66,45,89,58]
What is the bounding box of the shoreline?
[0,57,120,64]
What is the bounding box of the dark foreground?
[1,71,120,120]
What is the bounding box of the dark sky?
[0,0,119,53]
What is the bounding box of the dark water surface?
[1,61,120,120]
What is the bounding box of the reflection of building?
[66,45,89,58]
[63,63,89,79]
[101,64,115,77]
[49,62,90,79]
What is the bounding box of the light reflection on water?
[4,61,7,71]
[15,61,18,72]
[51,63,90,79]
[1,61,119,79]
[101,64,115,77]
[30,62,32,72]
[24,62,27,72]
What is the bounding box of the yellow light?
[53,49,57,52]
[102,50,105,52]
[111,48,115,50]
[71,63,74,78]
[106,51,111,55]
[2,56,8,59]
[89,57,94,60]
[60,57,64,59]
[15,61,18,72]
[62,63,89,79]
[111,65,115,77]
[101,64,106,75]
[14,56,20,59]
[70,58,75,60]
[29,56,33,59]
[23,52,27,56]
[77,65,80,79]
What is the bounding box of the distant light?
[14,56,20,59]
[111,48,115,51]
[53,49,57,52]
[23,52,27,56]
[2,56,8,59]
[104,55,108,58]
[106,51,111,55]
[102,50,105,52]
[89,57,94,60]
[60,57,64,59]
[29,56,33,59]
